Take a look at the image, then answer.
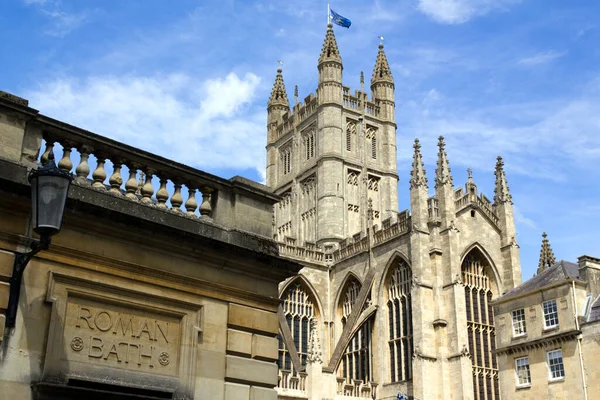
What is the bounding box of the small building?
[0,91,302,399]
[492,234,600,399]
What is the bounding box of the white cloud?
[23,0,90,36]
[398,79,600,180]
[25,73,266,176]
[517,50,567,66]
[417,0,521,24]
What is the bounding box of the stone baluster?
[40,141,54,165]
[155,177,169,209]
[75,146,92,184]
[199,187,213,217]
[109,159,124,195]
[185,187,198,217]
[140,169,155,204]
[92,154,107,190]
[58,143,73,173]
[170,183,183,212]
[125,164,139,200]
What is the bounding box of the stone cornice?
[495,329,580,356]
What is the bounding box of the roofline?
[492,276,586,305]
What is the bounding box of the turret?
[266,68,290,187]
[370,43,394,121]
[317,23,343,104]
[410,139,428,229]
[434,136,455,228]
[494,156,521,288]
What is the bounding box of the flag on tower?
[329,8,351,28]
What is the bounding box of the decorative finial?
[537,232,557,274]
[294,85,299,106]
[435,136,453,188]
[319,22,342,63]
[268,68,289,108]
[410,138,428,189]
[371,39,392,84]
[494,156,512,204]
[467,168,472,179]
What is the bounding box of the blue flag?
[330,9,351,28]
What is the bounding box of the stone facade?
[270,25,522,400]
[492,252,600,400]
[0,92,303,399]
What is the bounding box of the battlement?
[426,186,499,227]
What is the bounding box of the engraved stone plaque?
[43,272,202,399]
[63,295,180,375]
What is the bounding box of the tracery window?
[281,145,292,175]
[346,121,357,152]
[338,277,373,385]
[463,249,499,400]
[366,127,377,159]
[387,259,413,382]
[278,283,317,373]
[304,129,315,160]
[347,170,361,235]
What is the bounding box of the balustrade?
[277,370,307,397]
[36,129,238,223]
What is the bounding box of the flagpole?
[327,3,330,26]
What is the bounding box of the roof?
[495,260,583,302]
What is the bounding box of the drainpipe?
[572,279,588,400]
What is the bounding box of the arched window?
[463,249,499,400]
[278,282,317,373]
[346,121,357,152]
[387,259,413,382]
[338,277,373,385]
[304,129,315,160]
[366,127,377,159]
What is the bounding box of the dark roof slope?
[495,260,583,302]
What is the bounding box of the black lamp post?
[5,151,72,330]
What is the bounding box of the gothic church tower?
[267,24,398,247]
[269,24,522,400]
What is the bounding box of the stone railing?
[333,233,369,262]
[343,94,360,110]
[277,370,307,398]
[35,120,278,238]
[364,102,380,117]
[278,241,326,264]
[373,210,410,245]
[335,378,378,399]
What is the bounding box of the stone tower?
[267,23,398,248]
[270,24,523,400]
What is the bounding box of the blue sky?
[1,0,599,282]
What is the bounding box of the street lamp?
[5,151,72,330]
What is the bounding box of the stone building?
[0,91,303,399]
[270,24,522,400]
[492,235,600,399]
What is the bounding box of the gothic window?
[347,170,361,235]
[338,277,373,385]
[281,145,292,175]
[368,175,381,222]
[300,176,316,243]
[341,279,360,326]
[278,283,317,374]
[304,129,315,160]
[276,191,293,241]
[387,259,413,382]
[366,127,377,159]
[346,121,357,152]
[463,249,499,400]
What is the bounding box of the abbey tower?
[269,24,522,400]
